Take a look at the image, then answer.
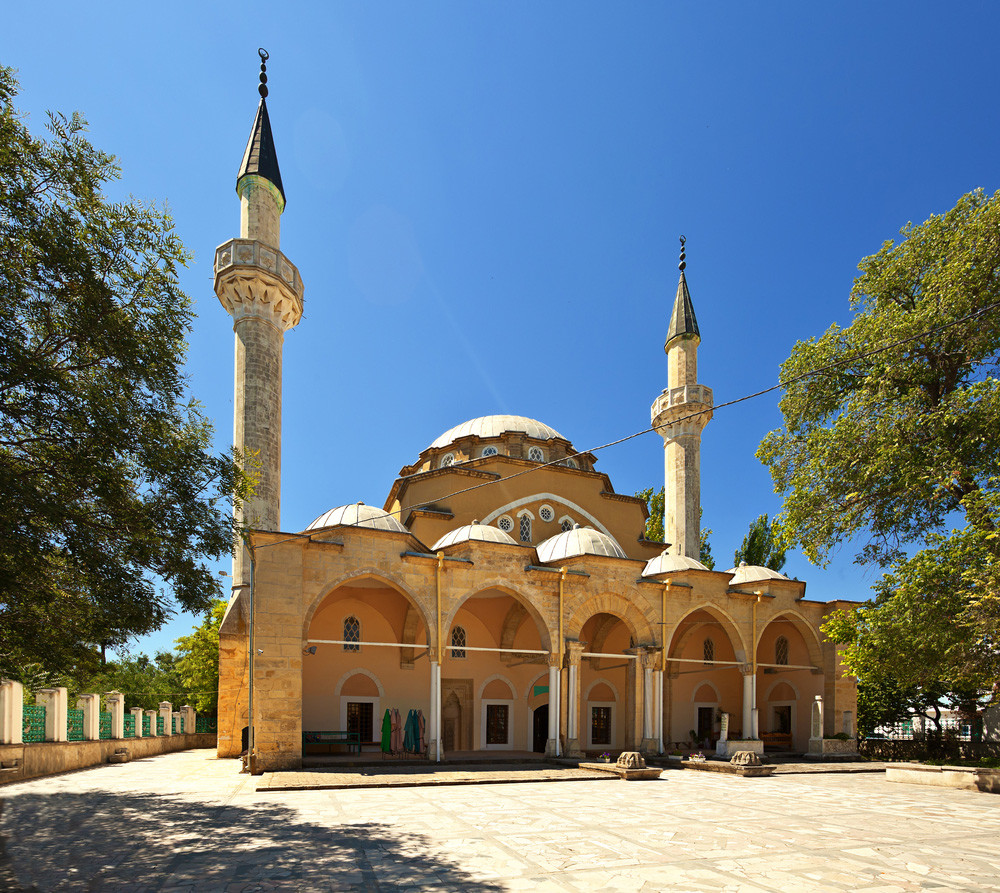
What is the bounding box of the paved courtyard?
[2,748,999,892]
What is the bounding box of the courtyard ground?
[1,748,998,891]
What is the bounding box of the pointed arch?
[585,677,621,701]
[477,673,516,700]
[334,667,385,699]
[566,592,656,645]
[445,581,553,653]
[757,609,823,669]
[690,680,721,702]
[667,603,747,666]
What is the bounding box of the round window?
[564,457,578,469]
[497,516,514,533]
[481,446,499,458]
[528,446,544,462]
[539,505,554,523]
[440,453,455,468]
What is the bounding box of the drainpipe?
[435,551,444,762]
[658,580,670,754]
[247,540,257,773]
[751,590,762,740]
[555,567,567,758]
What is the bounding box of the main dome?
[428,415,567,451]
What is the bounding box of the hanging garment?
[392,707,403,753]
[417,709,426,754]
[403,709,415,752]
[380,708,392,753]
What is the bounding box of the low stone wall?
[807,737,857,757]
[715,739,763,758]
[0,733,217,786]
[886,762,1000,794]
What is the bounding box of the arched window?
[451,626,466,659]
[528,446,544,462]
[439,452,455,468]
[703,638,714,665]
[343,616,361,652]
[561,518,574,532]
[519,513,532,542]
[775,636,789,666]
[481,446,498,458]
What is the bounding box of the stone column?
[181,705,197,734]
[640,650,659,756]
[428,661,440,761]
[77,694,101,740]
[740,664,757,738]
[564,641,585,758]
[130,707,145,738]
[0,680,23,745]
[159,701,173,737]
[145,709,158,737]
[810,695,824,743]
[37,688,67,742]
[545,659,560,757]
[107,692,125,739]
[654,670,664,754]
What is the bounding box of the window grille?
[519,514,532,542]
[528,446,544,462]
[344,616,361,652]
[451,626,467,659]
[481,446,498,457]
[498,516,513,533]
[591,706,611,745]
[539,506,554,522]
[561,518,574,532]
[703,638,715,665]
[775,636,789,665]
[440,453,455,468]
[347,702,374,742]
[486,704,509,744]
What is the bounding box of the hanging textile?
[403,709,415,752]
[417,709,426,754]
[380,708,392,753]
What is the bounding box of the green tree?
[732,513,786,571]
[636,486,716,569]
[0,67,249,678]
[758,188,1000,713]
[174,599,226,715]
[84,652,187,712]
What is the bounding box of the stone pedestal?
[0,681,24,745]
[77,694,100,740]
[37,688,68,742]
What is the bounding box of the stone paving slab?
[2,749,999,891]
[259,763,614,792]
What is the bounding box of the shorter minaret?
[215,50,304,593]
[650,237,713,559]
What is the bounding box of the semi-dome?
[726,561,790,585]
[307,502,407,533]
[431,521,518,551]
[428,415,567,451]
[536,525,627,563]
[642,550,709,576]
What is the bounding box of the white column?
[655,670,664,754]
[130,707,144,738]
[742,671,753,739]
[159,701,173,737]
[145,709,158,736]
[181,705,196,734]
[107,692,125,739]
[0,680,24,745]
[77,694,100,740]
[37,687,68,742]
[567,664,578,740]
[547,664,558,748]
[643,666,654,740]
[429,660,440,762]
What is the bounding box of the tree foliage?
[636,486,716,569]
[732,513,786,571]
[174,599,225,715]
[758,189,1000,714]
[0,67,249,677]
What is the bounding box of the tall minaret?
[214,49,304,593]
[650,237,713,559]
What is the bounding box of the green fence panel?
[171,717,177,734]
[67,708,84,741]
[99,711,112,739]
[23,705,45,743]
[142,714,151,736]
[156,715,164,735]
[123,713,135,738]
[195,716,217,733]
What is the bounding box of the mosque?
[214,56,857,772]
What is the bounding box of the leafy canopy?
[732,513,786,572]
[758,189,1000,716]
[174,599,226,715]
[0,66,249,678]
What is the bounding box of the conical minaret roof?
[237,52,285,205]
[664,237,700,350]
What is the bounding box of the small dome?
[642,550,709,576]
[726,561,790,585]
[306,502,407,533]
[536,525,627,563]
[431,521,518,550]
[428,415,567,451]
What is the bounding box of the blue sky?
[4,3,999,656]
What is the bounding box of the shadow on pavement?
[0,790,503,891]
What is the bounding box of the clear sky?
[4,3,999,656]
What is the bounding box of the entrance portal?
[532,704,548,752]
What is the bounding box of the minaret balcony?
[214,238,304,332]
[651,384,713,416]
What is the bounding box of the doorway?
[532,704,548,752]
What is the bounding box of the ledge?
[886,763,1000,794]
